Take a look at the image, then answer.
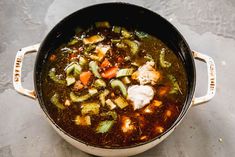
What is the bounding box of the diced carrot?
[101,66,118,79]
[158,86,170,97]
[80,71,92,85]
[49,54,56,61]
[100,58,111,69]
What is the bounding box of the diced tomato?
[100,58,111,69]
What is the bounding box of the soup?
[41,21,187,147]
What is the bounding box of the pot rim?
[34,2,196,149]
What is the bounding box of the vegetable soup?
[41,21,187,147]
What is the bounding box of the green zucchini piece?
[100,111,117,120]
[168,75,182,94]
[123,39,139,56]
[93,79,106,89]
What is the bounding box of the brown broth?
[41,23,187,147]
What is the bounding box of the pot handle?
[192,50,216,106]
[13,44,40,99]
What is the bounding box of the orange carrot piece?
[100,58,111,69]
[101,66,118,79]
[80,71,92,85]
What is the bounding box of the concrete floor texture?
[0,0,234,156]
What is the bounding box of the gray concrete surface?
[0,0,234,156]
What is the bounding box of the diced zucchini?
[48,68,66,85]
[123,39,139,56]
[95,21,110,28]
[112,26,121,33]
[66,75,76,86]
[114,96,129,109]
[83,35,104,45]
[83,44,96,54]
[99,89,110,106]
[121,28,132,38]
[121,76,131,84]
[105,99,116,110]
[96,120,115,133]
[50,93,65,110]
[73,64,82,77]
[79,56,88,66]
[81,102,100,115]
[70,92,91,102]
[88,88,98,96]
[89,61,101,78]
[160,48,171,68]
[75,115,91,126]
[100,111,117,120]
[110,79,127,97]
[116,68,134,78]
[93,79,106,89]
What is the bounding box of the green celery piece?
[70,92,91,102]
[160,48,171,68]
[48,68,66,85]
[110,79,127,97]
[114,96,129,109]
[50,93,65,110]
[116,68,134,78]
[96,120,115,133]
[100,111,117,120]
[89,61,101,78]
[66,76,76,86]
[81,102,100,115]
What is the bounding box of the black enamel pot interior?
[34,2,195,151]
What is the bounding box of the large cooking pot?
[13,3,216,157]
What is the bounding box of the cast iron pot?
[13,3,216,157]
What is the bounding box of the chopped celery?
[66,75,76,86]
[68,38,79,46]
[89,61,101,78]
[88,88,98,96]
[48,68,66,85]
[121,29,132,38]
[114,96,129,109]
[75,115,91,125]
[65,62,82,77]
[96,120,115,133]
[95,21,110,28]
[123,39,139,56]
[135,30,149,39]
[168,75,182,94]
[100,111,117,120]
[121,76,131,84]
[89,54,100,61]
[111,39,121,43]
[81,102,100,115]
[70,92,91,102]
[160,48,171,68]
[110,79,127,97]
[93,79,106,89]
[83,44,96,54]
[50,93,65,110]
[79,56,88,66]
[105,99,116,110]
[116,68,134,78]
[99,89,110,106]
[112,26,121,33]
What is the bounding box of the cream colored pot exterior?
[13,44,216,157]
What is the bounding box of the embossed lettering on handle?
[192,50,216,106]
[13,44,40,99]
